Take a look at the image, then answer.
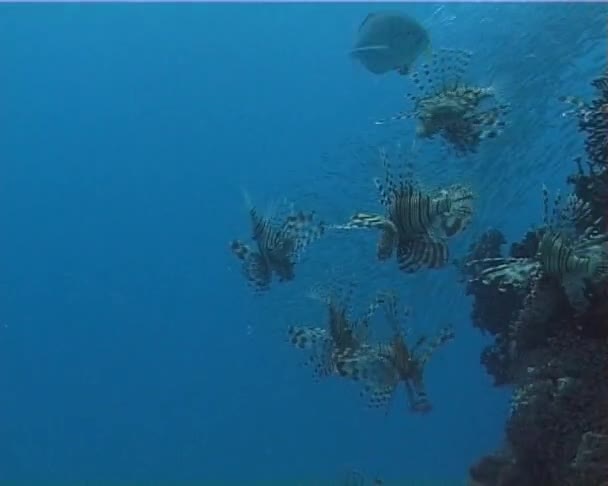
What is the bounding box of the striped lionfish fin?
[243,252,272,291]
[373,149,399,209]
[378,290,406,336]
[542,186,592,237]
[408,48,473,96]
[230,240,272,291]
[416,325,455,367]
[287,326,335,379]
[361,379,398,410]
[281,210,325,262]
[474,105,509,140]
[307,340,337,379]
[287,326,328,350]
[248,206,273,246]
[230,240,251,261]
[358,291,388,330]
[342,212,397,232]
[396,236,449,272]
[469,258,538,291]
[335,349,399,410]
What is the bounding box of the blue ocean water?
[0,2,605,483]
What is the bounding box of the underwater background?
[0,2,606,483]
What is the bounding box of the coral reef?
[465,76,608,485]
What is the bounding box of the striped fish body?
[252,221,296,283]
[250,209,285,262]
[388,184,450,238]
[396,237,449,272]
[388,184,452,272]
[538,231,590,278]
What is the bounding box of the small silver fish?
[351,11,431,76]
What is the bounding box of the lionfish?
[334,291,454,413]
[467,186,608,352]
[337,150,474,273]
[230,195,324,292]
[287,281,385,379]
[376,48,510,156]
[560,74,608,170]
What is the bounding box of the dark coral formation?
[466,75,608,486]
[466,242,608,486]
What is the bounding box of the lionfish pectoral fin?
[241,252,272,291]
[334,351,365,380]
[396,237,448,272]
[343,213,394,231]
[287,326,328,350]
[361,382,396,410]
[474,259,537,289]
[338,352,399,411]
[282,211,325,261]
